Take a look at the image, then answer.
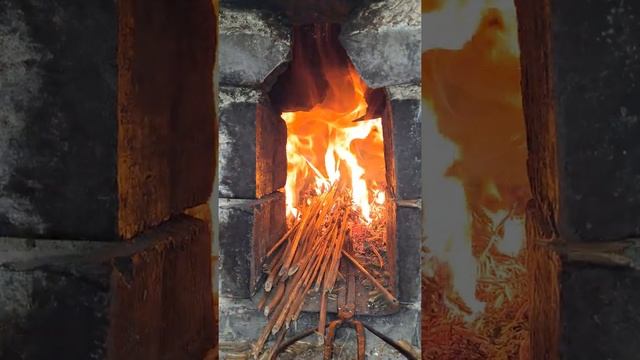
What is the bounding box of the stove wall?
[517,1,640,358]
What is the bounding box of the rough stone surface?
[560,263,640,360]
[0,216,214,360]
[219,0,367,24]
[0,0,118,239]
[340,0,420,88]
[219,87,287,199]
[518,0,640,242]
[388,202,422,303]
[219,7,291,86]
[219,297,421,359]
[383,84,422,200]
[219,192,286,298]
[0,0,216,241]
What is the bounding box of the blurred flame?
[423,0,528,317]
[283,62,385,223]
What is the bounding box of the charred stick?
[342,250,399,306]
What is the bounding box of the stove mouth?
[264,23,397,317]
[217,1,422,357]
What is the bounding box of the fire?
[422,0,530,358]
[282,36,385,223]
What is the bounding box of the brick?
[383,84,422,200]
[218,192,286,298]
[219,7,290,86]
[0,0,216,240]
[218,87,287,199]
[339,0,420,88]
[0,216,213,360]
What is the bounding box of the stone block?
[219,7,291,86]
[219,0,365,24]
[219,298,420,358]
[339,0,420,88]
[383,84,422,200]
[0,0,216,240]
[387,201,422,303]
[218,192,286,298]
[0,215,214,360]
[516,0,640,242]
[560,264,640,360]
[219,87,287,199]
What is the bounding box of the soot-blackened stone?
[219,86,287,199]
[519,0,640,242]
[0,0,217,241]
[383,84,422,200]
[340,0,421,89]
[560,263,640,360]
[218,192,286,298]
[387,201,421,303]
[219,7,291,87]
[0,0,117,240]
[219,0,367,24]
[0,216,213,360]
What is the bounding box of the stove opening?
[263,23,396,319]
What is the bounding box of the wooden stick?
[318,286,328,337]
[342,250,399,305]
[370,244,385,269]
[264,251,285,292]
[266,222,298,258]
[253,292,288,358]
[257,293,267,312]
[280,201,317,276]
[264,282,285,317]
[290,241,329,322]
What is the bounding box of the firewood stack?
[252,181,399,359]
[253,183,351,358]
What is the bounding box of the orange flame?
[281,32,385,222]
[422,0,528,318]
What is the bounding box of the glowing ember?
[282,31,385,223]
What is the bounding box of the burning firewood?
[251,181,394,359]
